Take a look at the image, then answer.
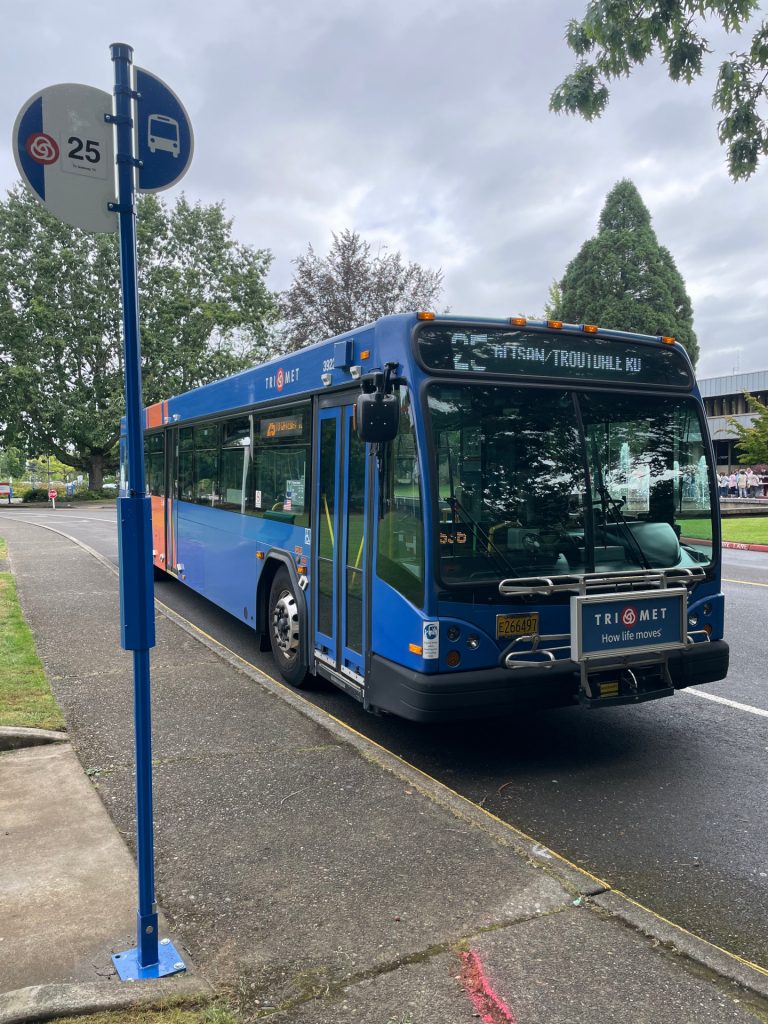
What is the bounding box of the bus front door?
[313,404,369,690]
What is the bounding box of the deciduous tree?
[0,187,279,489]
[728,393,768,463]
[280,229,443,350]
[0,447,25,480]
[557,179,699,365]
[550,1,768,180]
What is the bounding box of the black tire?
[268,568,308,687]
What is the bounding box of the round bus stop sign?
[13,83,117,234]
[135,68,194,193]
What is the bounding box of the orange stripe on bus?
[146,402,163,428]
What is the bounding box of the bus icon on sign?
[148,114,180,157]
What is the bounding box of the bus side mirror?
[355,391,399,444]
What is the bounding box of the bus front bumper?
[366,640,730,722]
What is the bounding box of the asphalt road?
[4,506,767,969]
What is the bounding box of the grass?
[0,537,65,730]
[679,517,768,545]
[55,1005,239,1024]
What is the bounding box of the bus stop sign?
[12,84,117,234]
[135,68,194,193]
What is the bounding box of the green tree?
[0,446,25,479]
[0,186,279,489]
[25,454,77,487]
[280,229,443,350]
[543,279,563,320]
[728,393,768,463]
[557,179,699,365]
[550,1,767,180]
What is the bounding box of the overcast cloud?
[2,0,766,378]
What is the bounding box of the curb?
[594,892,768,1001]
[680,536,768,554]
[722,540,768,553]
[0,977,214,1024]
[0,727,68,752]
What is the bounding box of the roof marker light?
[547,320,563,330]
[661,335,676,345]
[582,324,598,334]
[510,316,527,327]
[360,349,370,360]
[416,311,436,320]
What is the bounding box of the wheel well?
[257,555,309,659]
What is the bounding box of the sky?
[2,0,766,379]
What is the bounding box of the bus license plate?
[496,613,539,639]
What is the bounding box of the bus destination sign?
[260,415,303,439]
[417,326,692,388]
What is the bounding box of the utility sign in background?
[135,68,194,193]
[12,83,117,233]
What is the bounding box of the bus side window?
[193,423,219,505]
[218,416,253,514]
[143,432,164,497]
[252,405,310,526]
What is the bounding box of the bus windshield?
[427,384,715,585]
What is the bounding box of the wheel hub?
[272,589,299,657]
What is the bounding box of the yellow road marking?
[613,890,768,978]
[723,576,768,588]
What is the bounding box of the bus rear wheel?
[268,568,308,688]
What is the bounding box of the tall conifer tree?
[558,180,699,366]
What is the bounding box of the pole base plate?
[112,939,186,980]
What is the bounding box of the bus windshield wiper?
[587,431,651,570]
[447,496,519,578]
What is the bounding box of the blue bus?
[125,313,728,721]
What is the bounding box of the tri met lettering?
[593,607,667,626]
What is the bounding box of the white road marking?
[684,689,768,719]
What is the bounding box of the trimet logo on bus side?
[265,367,300,392]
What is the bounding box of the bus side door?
[313,403,369,687]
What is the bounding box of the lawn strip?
[0,537,65,730]
[55,1004,238,1024]
[679,516,768,545]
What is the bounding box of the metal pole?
[109,42,162,976]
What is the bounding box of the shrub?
[22,488,49,502]
[71,488,116,501]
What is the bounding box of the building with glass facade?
[699,370,768,470]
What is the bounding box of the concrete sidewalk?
[1,518,768,1023]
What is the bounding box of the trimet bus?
[123,313,729,721]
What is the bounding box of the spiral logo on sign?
[621,606,638,627]
[26,132,59,164]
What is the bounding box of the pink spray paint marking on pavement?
[459,949,518,1024]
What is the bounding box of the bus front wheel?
[268,568,308,688]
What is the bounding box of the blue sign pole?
[109,42,185,981]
